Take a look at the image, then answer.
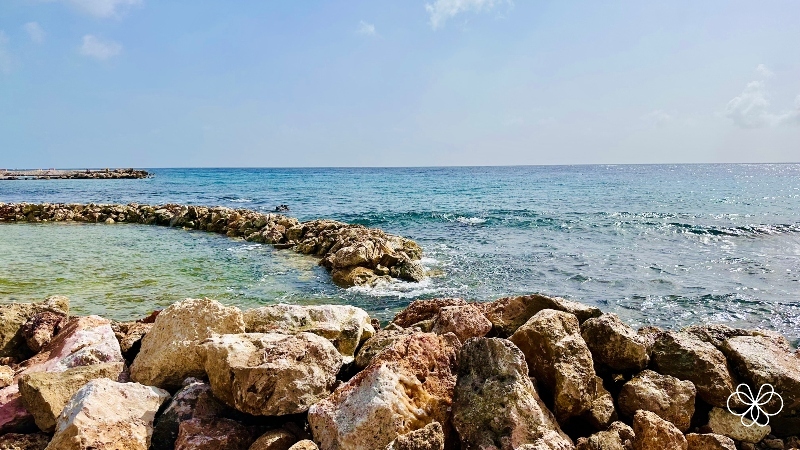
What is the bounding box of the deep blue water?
[1,165,799,341]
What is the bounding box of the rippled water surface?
[1,165,799,342]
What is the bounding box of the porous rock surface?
[385,421,445,450]
[632,410,687,450]
[0,297,68,359]
[685,433,736,450]
[479,294,602,337]
[431,304,492,343]
[581,313,651,372]
[575,422,634,450]
[617,369,696,432]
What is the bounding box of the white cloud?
[724,80,800,128]
[46,0,141,19]
[642,110,673,127]
[756,64,774,78]
[24,22,46,43]
[425,0,512,29]
[79,35,122,60]
[0,31,12,74]
[357,20,376,36]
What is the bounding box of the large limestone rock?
[175,417,255,450]
[385,422,444,450]
[151,379,229,450]
[683,324,791,351]
[18,362,124,432]
[587,376,618,430]
[707,407,771,443]
[0,433,50,450]
[451,338,573,450]
[200,332,343,416]
[243,304,375,363]
[308,332,460,450]
[130,298,245,389]
[249,429,297,450]
[632,410,687,450]
[617,370,696,432]
[0,366,13,388]
[575,422,634,450]
[354,326,416,370]
[479,294,601,337]
[111,321,152,360]
[509,309,597,422]
[431,304,492,343]
[392,298,468,328]
[46,378,170,450]
[581,314,650,372]
[21,311,68,353]
[650,331,737,407]
[685,433,735,450]
[0,297,69,359]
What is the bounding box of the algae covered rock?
[632,410,687,450]
[617,369,695,432]
[581,313,650,372]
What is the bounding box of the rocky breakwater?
[1,293,799,450]
[0,168,150,180]
[0,202,425,287]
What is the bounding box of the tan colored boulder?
[308,332,460,450]
[451,337,573,450]
[685,433,735,450]
[18,362,124,432]
[575,421,635,450]
[581,314,650,372]
[200,332,342,416]
[632,410,687,450]
[21,311,68,353]
[617,370,696,432]
[707,407,771,443]
[479,294,601,337]
[152,378,229,450]
[431,304,491,343]
[587,376,618,430]
[175,417,255,450]
[331,267,383,287]
[0,366,13,389]
[0,433,50,450]
[249,429,297,450]
[650,331,737,407]
[0,297,69,359]
[243,304,375,363]
[111,321,152,358]
[354,326,416,370]
[130,298,245,389]
[385,422,444,450]
[46,378,170,450]
[683,324,791,351]
[391,298,468,328]
[509,309,597,422]
[288,441,318,450]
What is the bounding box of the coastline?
[0,169,150,180]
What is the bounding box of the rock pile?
[0,294,798,450]
[0,168,150,180]
[0,202,424,287]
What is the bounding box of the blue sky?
[1,0,799,168]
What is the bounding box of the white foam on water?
[230,198,253,203]
[456,216,487,225]
[347,277,448,298]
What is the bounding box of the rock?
[581,314,650,372]
[175,417,255,450]
[354,327,416,370]
[451,337,573,450]
[0,297,69,359]
[0,366,13,388]
[288,441,318,450]
[685,433,735,450]
[650,331,738,407]
[479,294,602,337]
[575,421,635,450]
[21,311,68,353]
[244,304,375,363]
[0,433,50,450]
[587,376,618,430]
[431,304,492,343]
[391,298,468,328]
[707,407,771,443]
[200,332,342,416]
[308,332,460,450]
[130,298,245,389]
[617,370,696,432]
[683,324,791,351]
[18,362,124,432]
[152,379,229,450]
[46,378,170,450]
[249,429,297,450]
[763,438,786,449]
[111,321,152,360]
[509,309,597,423]
[632,410,687,450]
[331,267,384,287]
[385,422,444,450]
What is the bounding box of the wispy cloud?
[357,20,376,36]
[755,63,774,78]
[0,31,12,74]
[45,0,142,19]
[24,22,46,44]
[80,35,122,60]
[642,110,674,127]
[724,78,800,128]
[425,0,512,29]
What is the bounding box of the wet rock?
[479,294,601,337]
[130,298,245,389]
[200,332,342,416]
[391,298,468,328]
[249,429,297,450]
[385,422,444,450]
[244,304,375,363]
[707,406,771,443]
[509,309,597,423]
[308,332,460,450]
[431,304,492,343]
[0,366,13,388]
[575,422,635,450]
[175,417,255,450]
[617,370,696,432]
[21,311,68,353]
[46,378,170,450]
[151,379,229,450]
[650,331,738,407]
[0,433,50,450]
[288,441,318,450]
[632,410,687,450]
[0,297,69,359]
[331,266,384,287]
[451,337,573,450]
[111,321,152,360]
[354,326,416,370]
[581,314,650,372]
[18,362,124,432]
[685,433,735,450]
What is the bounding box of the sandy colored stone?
[21,311,68,353]
[0,297,69,359]
[479,294,601,337]
[200,332,342,416]
[111,321,152,358]
[707,407,771,443]
[175,417,255,450]
[452,337,573,450]
[249,429,297,450]
[18,362,124,432]
[392,298,468,328]
[244,304,374,363]
[151,378,229,450]
[632,410,687,450]
[685,433,735,450]
[46,378,170,450]
[575,421,634,450]
[331,267,385,287]
[683,324,791,351]
[288,441,318,450]
[587,376,618,430]
[385,422,444,450]
[0,433,50,450]
[581,313,650,372]
[431,304,492,343]
[0,366,13,389]
[130,297,245,389]
[308,332,460,450]
[618,369,696,432]
[509,309,597,423]
[354,326,416,370]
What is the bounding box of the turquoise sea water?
[1,165,799,342]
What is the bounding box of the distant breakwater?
[0,168,150,180]
[0,202,425,287]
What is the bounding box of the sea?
[1,165,799,343]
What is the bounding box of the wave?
[667,222,800,237]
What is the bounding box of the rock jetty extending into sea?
[0,202,425,287]
[0,168,150,180]
[0,294,798,450]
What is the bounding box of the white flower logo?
[727,383,783,427]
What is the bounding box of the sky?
[0,0,799,168]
